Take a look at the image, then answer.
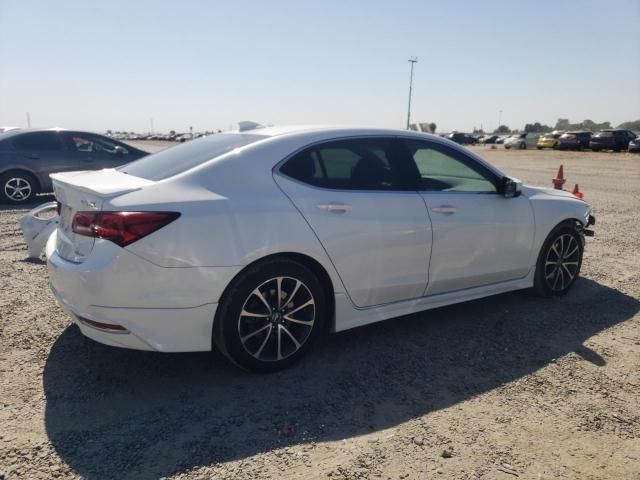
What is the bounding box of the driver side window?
[64,133,127,155]
[404,140,497,193]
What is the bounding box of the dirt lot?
[1,145,639,480]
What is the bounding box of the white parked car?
[504,133,528,149]
[46,125,595,371]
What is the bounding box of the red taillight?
[72,211,180,247]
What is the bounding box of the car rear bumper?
[46,231,242,352]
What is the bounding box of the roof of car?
[235,125,413,137]
[0,127,68,139]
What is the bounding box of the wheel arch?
[215,252,337,333]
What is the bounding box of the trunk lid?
[51,169,154,262]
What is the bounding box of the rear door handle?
[317,203,352,214]
[431,205,457,215]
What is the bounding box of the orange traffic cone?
[572,184,584,199]
[552,165,566,190]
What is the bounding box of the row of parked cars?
[446,130,640,152]
[109,132,212,142]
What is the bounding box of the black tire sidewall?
[214,258,326,372]
[0,172,37,204]
[534,224,584,297]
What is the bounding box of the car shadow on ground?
[43,278,639,479]
[0,194,55,212]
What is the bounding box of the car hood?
[521,185,580,200]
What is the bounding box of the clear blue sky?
[1,0,639,133]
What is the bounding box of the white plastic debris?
[19,201,59,259]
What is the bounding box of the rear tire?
[0,171,38,204]
[213,258,327,372]
[534,223,584,297]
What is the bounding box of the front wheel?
[534,224,584,297]
[213,258,326,372]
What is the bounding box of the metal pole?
[26,112,31,128]
[406,57,418,129]
[498,110,502,130]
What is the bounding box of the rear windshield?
[119,133,266,181]
[595,132,613,137]
[560,134,576,139]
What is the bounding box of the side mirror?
[113,145,127,156]
[502,176,522,198]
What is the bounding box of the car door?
[400,138,535,296]
[10,131,70,184]
[274,137,432,308]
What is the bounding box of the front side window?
[280,138,410,191]
[403,140,497,193]
[12,132,64,152]
[64,133,127,154]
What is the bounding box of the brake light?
[72,211,180,247]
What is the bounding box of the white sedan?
[46,125,595,371]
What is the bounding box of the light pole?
[498,110,502,131]
[406,57,418,129]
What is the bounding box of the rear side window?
[280,138,410,191]
[120,133,266,181]
[12,132,63,151]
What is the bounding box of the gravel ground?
[1,144,639,480]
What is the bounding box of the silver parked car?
[0,128,148,203]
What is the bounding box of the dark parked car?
[446,132,477,145]
[0,128,148,203]
[629,136,640,153]
[589,129,637,152]
[556,131,592,151]
[479,135,500,144]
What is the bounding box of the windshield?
[119,133,266,181]
[595,132,613,138]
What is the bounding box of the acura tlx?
[46,124,595,371]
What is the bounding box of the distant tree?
[429,122,437,133]
[555,118,611,132]
[494,125,511,134]
[524,122,552,133]
[617,120,640,131]
[473,127,485,134]
[106,129,113,135]
[169,130,176,136]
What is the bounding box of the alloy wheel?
[544,234,580,292]
[4,177,32,202]
[237,276,316,362]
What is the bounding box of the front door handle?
[431,205,457,215]
[317,203,352,214]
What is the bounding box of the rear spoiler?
[50,169,154,197]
